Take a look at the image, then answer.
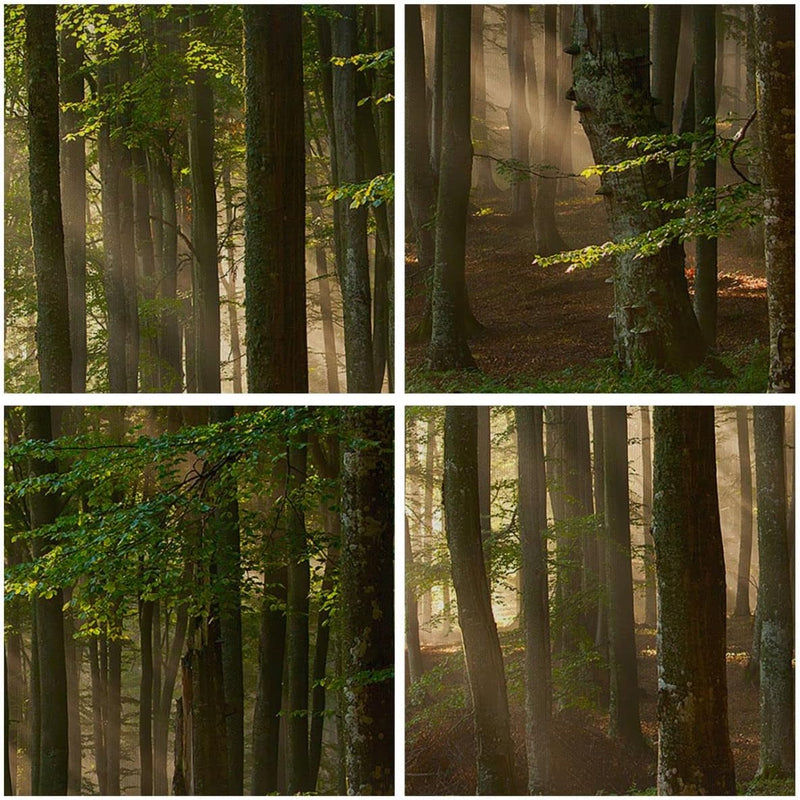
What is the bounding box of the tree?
[753,407,794,777]
[569,7,706,375]
[651,407,736,795]
[426,6,477,371]
[340,407,394,794]
[754,6,795,392]
[243,6,308,393]
[734,407,754,617]
[506,5,532,223]
[188,6,220,393]
[471,6,497,196]
[602,407,641,747]
[639,406,657,627]
[25,5,72,393]
[443,406,514,795]
[516,407,552,794]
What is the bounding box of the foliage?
[327,173,394,208]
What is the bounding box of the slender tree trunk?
[603,407,642,747]
[26,6,72,393]
[516,407,552,794]
[734,407,755,617]
[220,169,243,393]
[651,407,736,795]
[405,517,424,685]
[139,599,154,794]
[243,6,308,392]
[507,4,533,224]
[88,638,108,794]
[444,407,515,795]
[477,406,492,582]
[471,5,496,195]
[753,407,794,777]
[640,406,657,627]
[188,6,220,393]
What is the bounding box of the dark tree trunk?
[570,6,706,375]
[405,517,424,685]
[25,407,69,795]
[58,25,86,392]
[753,407,794,777]
[516,407,552,794]
[5,654,12,796]
[754,6,795,392]
[426,6,477,371]
[106,634,121,795]
[734,407,754,617]
[188,6,220,393]
[88,638,108,794]
[651,5,681,132]
[243,6,308,393]
[26,6,72,393]
[444,407,515,795]
[651,407,736,795]
[507,4,533,224]
[332,6,375,392]
[340,408,394,794]
[602,407,642,747]
[693,6,718,347]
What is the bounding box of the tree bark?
[753,407,794,777]
[507,5,533,224]
[570,6,706,375]
[734,407,754,617]
[26,6,72,393]
[651,407,736,795]
[640,406,657,627]
[516,407,552,794]
[444,407,515,795]
[244,6,308,392]
[405,516,424,685]
[754,6,795,392]
[471,6,497,196]
[651,6,682,133]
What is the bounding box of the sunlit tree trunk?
[507,4,532,224]
[753,407,794,777]
[754,5,795,392]
[652,407,736,795]
[570,6,706,375]
[516,407,552,794]
[26,6,72,393]
[444,407,515,795]
[471,5,496,195]
[640,406,657,627]
[734,407,754,617]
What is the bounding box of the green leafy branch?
[327,173,394,208]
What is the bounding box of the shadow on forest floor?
[405,191,769,393]
[405,615,794,796]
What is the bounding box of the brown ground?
[406,616,765,796]
[406,191,768,384]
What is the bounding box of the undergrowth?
[406,340,768,393]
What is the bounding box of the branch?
[729,108,760,187]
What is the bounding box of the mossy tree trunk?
[569,6,706,376]
[753,407,794,777]
[754,6,795,392]
[651,407,736,795]
[443,407,515,795]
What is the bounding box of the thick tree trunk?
[516,407,552,794]
[340,408,394,794]
[734,407,754,617]
[26,7,72,393]
[426,6,477,371]
[444,407,515,795]
[754,6,795,392]
[243,6,308,392]
[753,407,794,777]
[188,6,220,393]
[570,7,706,375]
[651,407,736,795]
[332,7,375,392]
[602,407,642,747]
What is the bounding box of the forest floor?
[406,615,793,796]
[405,189,769,392]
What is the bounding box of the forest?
[4,405,394,795]
[406,406,794,795]
[5,5,394,394]
[405,5,795,394]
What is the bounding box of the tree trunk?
[516,407,552,794]
[651,5,681,133]
[477,406,492,582]
[734,407,754,617]
[754,6,795,392]
[753,407,794,777]
[332,6,375,392]
[602,407,642,747]
[640,406,657,627]
[651,407,736,795]
[426,6,477,371]
[188,6,220,393]
[58,24,86,392]
[471,5,497,195]
[570,7,706,375]
[26,6,72,393]
[693,6,718,347]
[444,407,515,795]
[507,4,533,224]
[139,599,154,794]
[243,6,308,392]
[405,517,424,685]
[340,408,394,794]
[221,168,243,393]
